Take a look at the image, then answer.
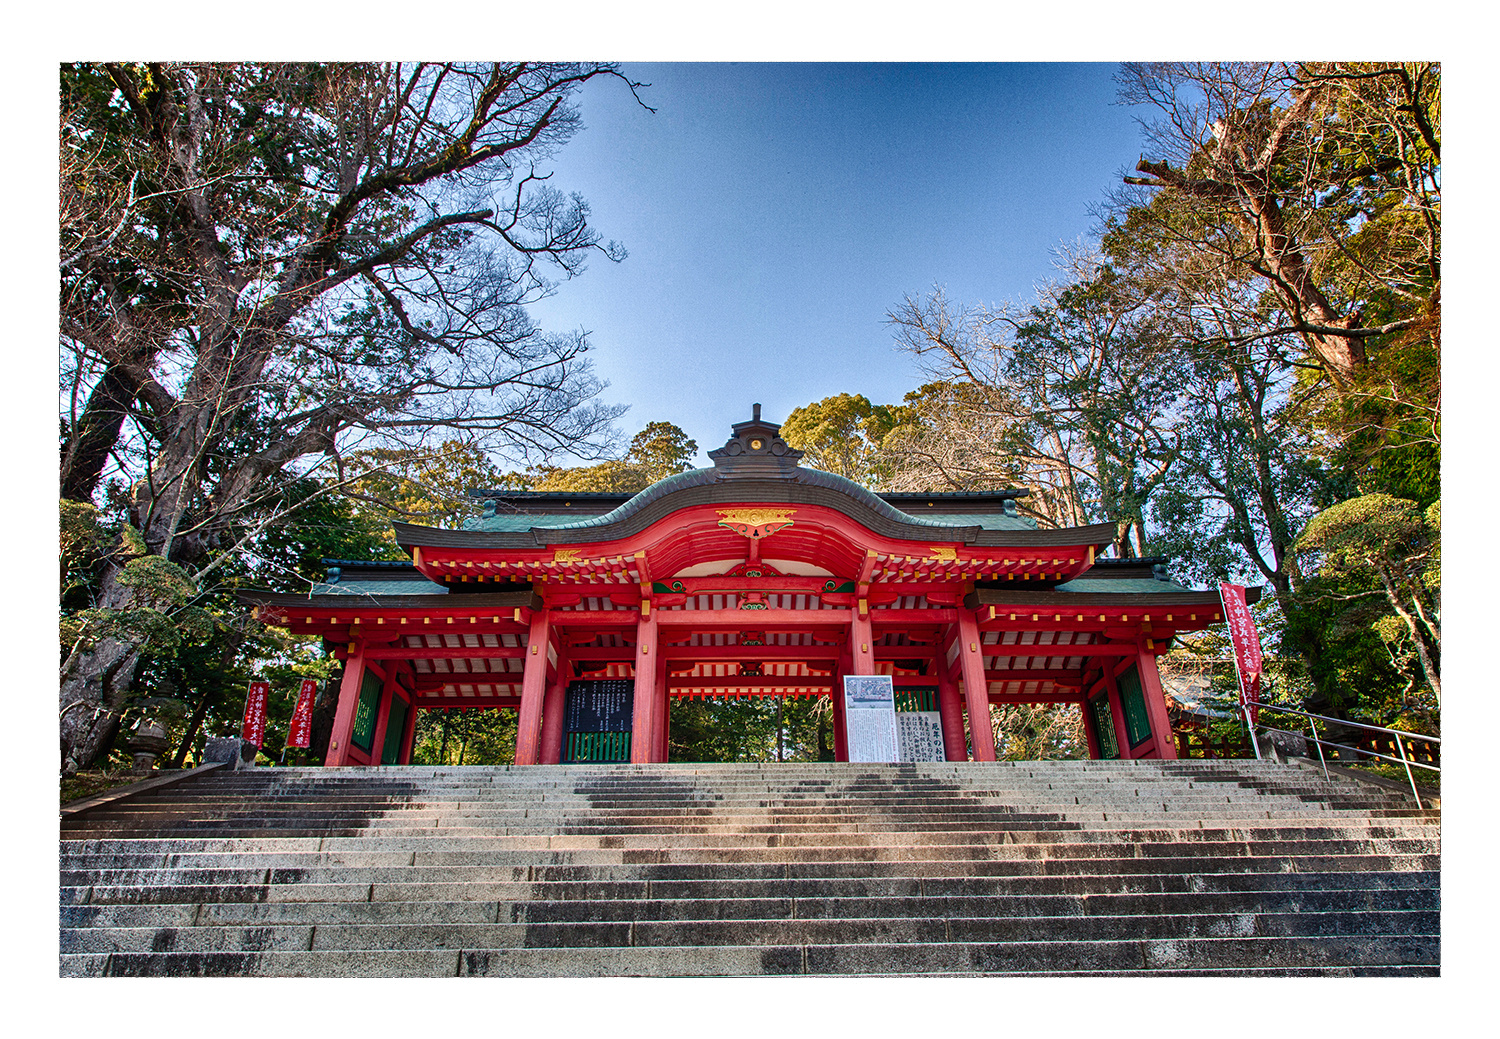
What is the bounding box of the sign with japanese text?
[843,675,898,762]
[896,712,945,761]
[241,681,269,748]
[565,680,634,733]
[1219,583,1263,724]
[286,678,318,748]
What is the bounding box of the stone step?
[58,833,1442,888]
[57,834,1441,878]
[61,854,1442,907]
[61,885,1437,934]
[62,932,1440,977]
[58,760,1437,977]
[56,824,1439,873]
[61,907,1439,957]
[59,870,1440,931]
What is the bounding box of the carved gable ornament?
[717,508,796,539]
[706,403,805,478]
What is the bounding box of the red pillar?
[956,610,997,761]
[1138,640,1178,760]
[654,646,670,762]
[399,684,419,766]
[540,643,570,765]
[514,610,553,766]
[630,607,660,763]
[831,647,850,762]
[326,641,367,766]
[937,668,968,762]
[848,609,876,677]
[369,663,398,765]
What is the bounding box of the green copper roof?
[462,512,579,533]
[459,468,1037,535]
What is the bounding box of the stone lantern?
[123,720,171,771]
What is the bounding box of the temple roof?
[441,405,1058,547]
[964,557,1259,609]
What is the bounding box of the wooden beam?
[987,692,1085,705]
[656,608,849,628]
[413,696,523,709]
[984,669,1090,682]
[869,608,958,625]
[670,676,835,691]
[982,643,1139,657]
[364,645,525,660]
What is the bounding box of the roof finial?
[753,402,761,422]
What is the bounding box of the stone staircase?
[59,760,1440,977]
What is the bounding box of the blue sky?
[526,63,1145,464]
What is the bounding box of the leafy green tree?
[626,421,700,483]
[1296,495,1440,705]
[58,62,639,770]
[1116,62,1439,391]
[781,394,898,486]
[411,708,518,766]
[886,249,1184,553]
[347,440,513,533]
[530,422,698,494]
[992,704,1087,760]
[669,696,831,762]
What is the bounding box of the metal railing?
[1240,698,1439,808]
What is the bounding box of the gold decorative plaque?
[552,548,583,564]
[716,508,796,539]
[930,547,959,562]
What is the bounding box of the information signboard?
[564,680,634,733]
[896,712,945,761]
[843,674,898,762]
[894,686,944,761]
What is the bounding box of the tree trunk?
[1377,568,1442,705]
[61,363,139,503]
[59,633,141,773]
[170,689,214,769]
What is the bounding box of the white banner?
[843,675,898,762]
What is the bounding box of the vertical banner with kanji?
[286,678,318,749]
[1219,583,1262,724]
[241,681,270,748]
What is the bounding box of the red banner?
[287,678,318,749]
[1219,583,1262,724]
[241,681,269,748]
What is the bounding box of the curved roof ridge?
[539,467,975,533]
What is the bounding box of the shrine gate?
[243,407,1253,766]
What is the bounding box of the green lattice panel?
[1117,666,1153,749]
[380,695,408,765]
[350,669,383,753]
[565,731,633,763]
[895,688,938,713]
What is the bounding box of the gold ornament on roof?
[552,548,583,564]
[716,508,796,539]
[930,547,959,561]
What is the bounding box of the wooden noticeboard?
[563,679,635,763]
[563,679,634,733]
